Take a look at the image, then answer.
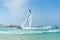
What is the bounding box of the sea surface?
[0,28,60,40]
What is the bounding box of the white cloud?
[4,0,29,16]
[1,0,30,25]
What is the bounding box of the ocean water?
[0,28,60,40]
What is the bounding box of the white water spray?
[21,9,32,29]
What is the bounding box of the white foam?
[0,30,45,34]
[22,26,53,29]
[22,27,40,29]
[47,29,60,32]
[0,29,59,34]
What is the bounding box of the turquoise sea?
[0,28,60,40]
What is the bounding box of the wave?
[0,31,44,34]
[22,26,53,29]
[47,29,60,32]
[22,25,60,30]
[0,29,60,34]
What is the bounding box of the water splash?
[21,9,32,29]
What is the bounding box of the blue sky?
[0,0,60,25]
